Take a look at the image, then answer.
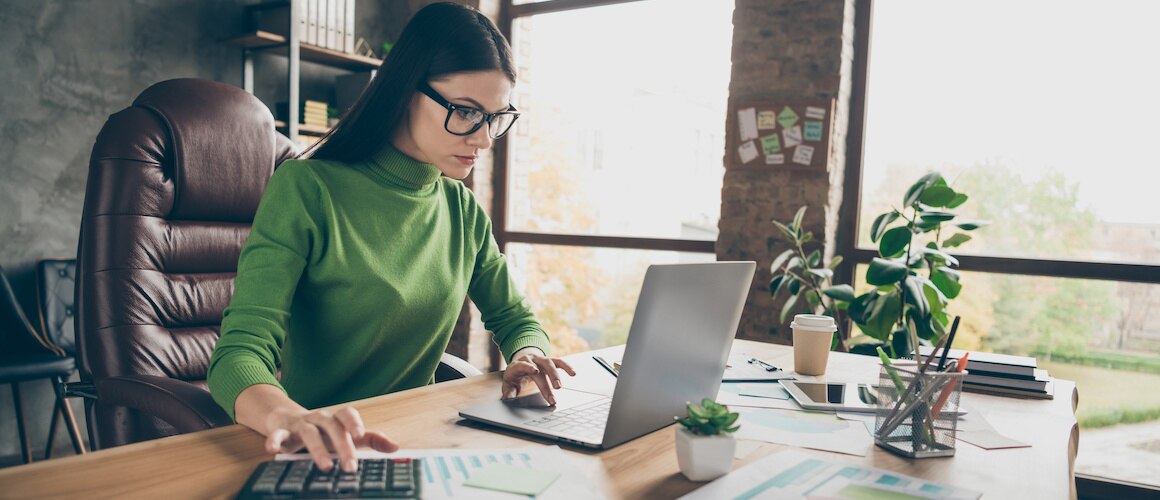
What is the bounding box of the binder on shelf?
[344,0,355,53]
[306,0,319,46]
[326,0,338,50]
[334,0,346,53]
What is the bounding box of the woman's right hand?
[265,406,399,473]
[234,384,398,474]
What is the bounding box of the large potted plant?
[674,398,740,481]
[769,171,988,357]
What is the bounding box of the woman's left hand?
[501,347,576,406]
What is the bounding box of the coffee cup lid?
[790,314,836,332]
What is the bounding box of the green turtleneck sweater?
[208,144,551,419]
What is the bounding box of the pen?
[593,356,619,378]
[747,357,781,372]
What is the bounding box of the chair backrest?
[1,265,60,358]
[76,78,297,449]
[36,259,77,357]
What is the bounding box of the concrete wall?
[0,0,403,462]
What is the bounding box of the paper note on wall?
[738,141,760,164]
[738,107,759,141]
[783,125,803,148]
[805,106,827,120]
[765,154,785,165]
[804,121,823,141]
[793,144,815,165]
[777,106,799,129]
[760,134,782,155]
[757,110,778,130]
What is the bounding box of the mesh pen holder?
[874,364,964,458]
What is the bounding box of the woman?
[207,2,574,473]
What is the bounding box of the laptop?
[459,261,756,449]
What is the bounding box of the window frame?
[839,1,1160,496]
[492,0,719,370]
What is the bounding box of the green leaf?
[788,277,801,295]
[769,275,785,297]
[800,232,813,243]
[805,291,821,309]
[878,226,912,258]
[792,206,807,231]
[785,256,802,272]
[904,172,942,206]
[901,276,928,318]
[946,193,969,208]
[827,255,844,270]
[807,249,821,267]
[772,219,796,240]
[919,186,956,207]
[870,211,901,243]
[822,284,856,302]
[847,293,876,324]
[917,210,956,222]
[720,412,739,428]
[773,273,792,298]
[941,233,972,248]
[930,267,962,299]
[913,217,943,232]
[866,257,908,286]
[922,280,946,317]
[688,403,708,419]
[770,249,794,273]
[891,327,911,357]
[863,292,901,341]
[954,220,991,231]
[921,247,960,267]
[780,293,800,323]
[807,268,833,280]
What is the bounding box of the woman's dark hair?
[304,2,517,162]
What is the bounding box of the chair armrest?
[435,353,482,382]
[96,375,233,433]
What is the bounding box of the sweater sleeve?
[464,190,553,363]
[208,162,324,419]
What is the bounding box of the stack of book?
[303,100,329,129]
[918,346,1054,400]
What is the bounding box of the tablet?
[779,380,880,413]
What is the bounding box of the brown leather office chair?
[77,78,480,450]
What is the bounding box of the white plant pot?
[674,427,736,481]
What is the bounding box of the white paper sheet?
[733,407,873,456]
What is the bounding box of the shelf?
[275,120,330,136]
[224,30,381,71]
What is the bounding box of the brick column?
[718,0,856,345]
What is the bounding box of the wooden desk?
[0,340,1078,499]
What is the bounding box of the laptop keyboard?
[236,457,421,499]
[524,398,611,442]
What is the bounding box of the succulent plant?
[675,398,740,436]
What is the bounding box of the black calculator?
[236,457,422,499]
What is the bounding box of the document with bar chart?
[680,449,981,500]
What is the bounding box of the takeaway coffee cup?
[791,314,837,376]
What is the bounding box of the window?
[848,0,1160,490]
[498,0,734,358]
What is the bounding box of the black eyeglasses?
[417,82,520,140]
